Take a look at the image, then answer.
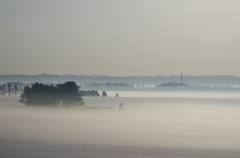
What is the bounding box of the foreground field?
[1,140,240,158]
[1,94,240,157]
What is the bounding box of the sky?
[1,0,240,76]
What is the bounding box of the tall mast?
[181,73,183,84]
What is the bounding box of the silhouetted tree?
[102,91,107,97]
[56,81,84,106]
[2,85,6,96]
[7,83,12,96]
[20,83,58,106]
[0,85,3,96]
[14,84,19,96]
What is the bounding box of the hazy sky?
[1,0,240,76]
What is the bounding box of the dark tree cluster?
[82,82,135,90]
[156,82,188,87]
[19,81,84,107]
[85,82,133,87]
[81,82,149,91]
[79,90,100,97]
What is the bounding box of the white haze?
[1,0,240,76]
[1,92,240,157]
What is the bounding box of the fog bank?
[1,94,240,151]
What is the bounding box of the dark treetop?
[19,81,84,107]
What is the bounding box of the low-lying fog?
[1,91,240,152]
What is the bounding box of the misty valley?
[1,83,240,158]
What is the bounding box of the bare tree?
[7,83,12,96]
[2,85,6,96]
[0,85,3,96]
[14,84,19,96]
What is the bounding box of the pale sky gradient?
[1,0,240,76]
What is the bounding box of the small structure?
[181,73,183,84]
[118,103,125,114]
[115,93,119,97]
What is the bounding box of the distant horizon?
[2,73,240,90]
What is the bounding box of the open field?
[1,92,240,157]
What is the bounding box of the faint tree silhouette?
[14,84,19,96]
[7,83,12,96]
[102,91,107,97]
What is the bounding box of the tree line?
[81,82,140,91]
[19,81,84,107]
[79,90,100,97]
[0,83,22,96]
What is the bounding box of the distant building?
[118,103,125,114]
[181,73,183,84]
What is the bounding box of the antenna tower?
[181,74,183,84]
